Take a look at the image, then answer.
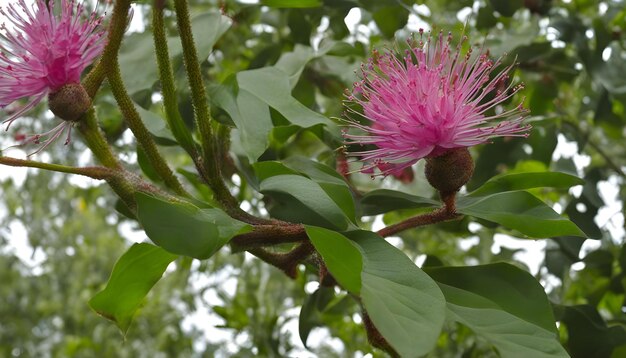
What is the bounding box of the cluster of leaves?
[1,0,625,357]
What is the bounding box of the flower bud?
[48,83,91,122]
[424,147,474,195]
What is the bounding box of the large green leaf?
[360,189,439,216]
[135,193,251,259]
[372,6,409,38]
[89,243,177,334]
[237,67,333,128]
[275,42,335,88]
[457,191,585,238]
[212,82,273,162]
[305,226,362,294]
[214,65,335,161]
[282,157,356,221]
[348,230,446,356]
[260,175,353,230]
[556,304,626,357]
[425,263,568,357]
[282,156,347,186]
[254,161,356,227]
[119,11,231,94]
[469,172,585,197]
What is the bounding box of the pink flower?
[0,0,106,154]
[343,30,530,176]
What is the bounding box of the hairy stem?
[377,193,460,237]
[152,0,198,156]
[247,242,314,278]
[230,223,307,250]
[0,156,114,180]
[107,60,189,197]
[172,0,264,223]
[78,108,121,169]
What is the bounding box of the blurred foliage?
[1,0,626,356]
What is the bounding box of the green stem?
[82,59,106,99]
[78,108,122,169]
[82,0,133,98]
[172,0,214,159]
[0,156,114,179]
[107,60,189,197]
[152,0,198,156]
[173,0,261,222]
[77,109,136,209]
[98,0,133,71]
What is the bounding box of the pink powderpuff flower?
[343,30,531,177]
[0,0,106,154]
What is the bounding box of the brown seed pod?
[424,147,475,196]
[48,83,91,122]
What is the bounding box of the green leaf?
[556,304,626,357]
[260,175,352,230]
[299,287,336,347]
[348,230,445,356]
[425,263,568,357]
[282,157,356,221]
[261,0,322,8]
[135,193,251,259]
[305,226,362,294]
[237,67,333,128]
[89,243,177,334]
[275,42,336,89]
[134,103,176,145]
[214,65,336,161]
[360,189,439,216]
[457,191,586,238]
[372,6,409,38]
[119,11,231,94]
[253,161,299,183]
[212,82,273,162]
[282,156,347,186]
[469,172,584,197]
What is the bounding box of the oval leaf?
[260,174,353,230]
[469,171,585,197]
[457,191,586,238]
[360,189,439,216]
[135,193,251,259]
[305,226,362,294]
[237,67,333,128]
[89,243,177,334]
[348,230,446,357]
[425,263,569,357]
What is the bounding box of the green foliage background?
[1,0,625,357]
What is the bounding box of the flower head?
[0,0,106,154]
[343,30,530,177]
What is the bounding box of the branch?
[230,223,307,249]
[0,156,114,180]
[107,59,190,197]
[377,192,461,237]
[247,242,314,278]
[152,0,198,156]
